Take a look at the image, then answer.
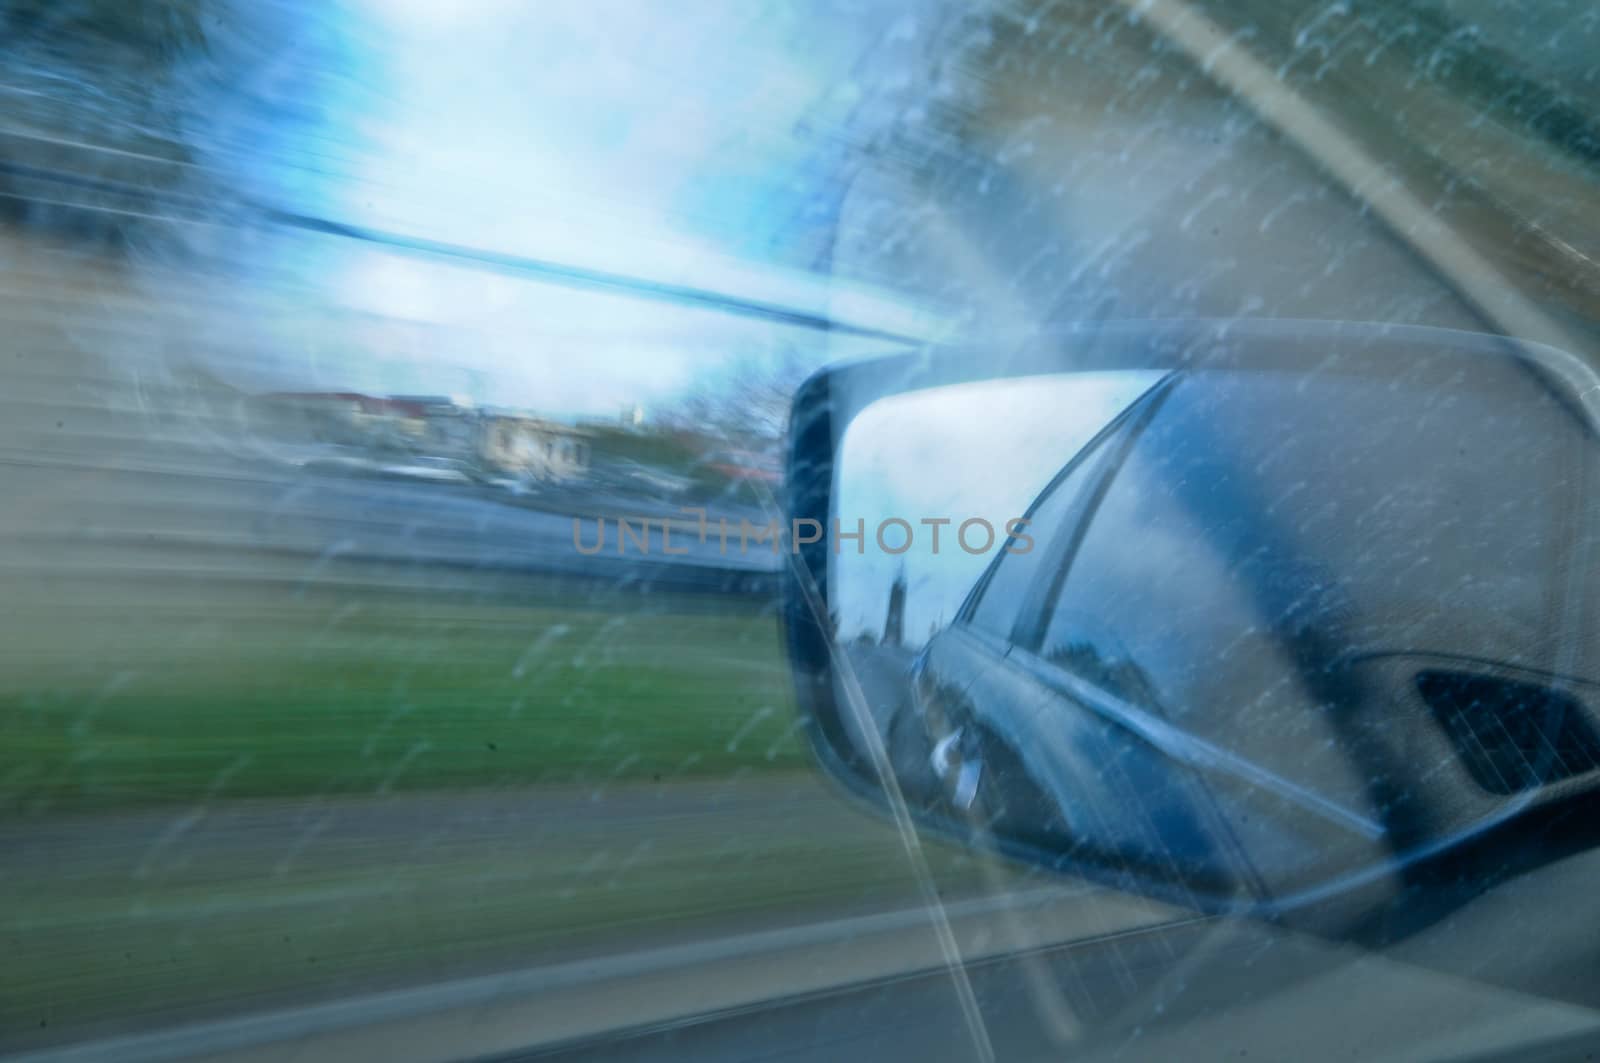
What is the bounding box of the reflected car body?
[898,353,1600,907]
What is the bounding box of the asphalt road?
[833,641,914,754]
[835,641,949,806]
[0,774,1030,1051]
[535,887,1600,1063]
[16,836,1600,1063]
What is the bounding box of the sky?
[226,0,959,415]
[832,371,1160,643]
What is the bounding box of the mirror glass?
[829,355,1600,906]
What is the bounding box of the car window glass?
[967,416,1127,641]
[1038,364,1582,807]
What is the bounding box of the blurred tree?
[0,0,217,244]
[0,0,369,252]
[4,0,212,70]
[658,347,814,446]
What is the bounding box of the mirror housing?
[783,320,1600,926]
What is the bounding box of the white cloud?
[295,0,948,414]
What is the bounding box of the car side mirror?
[783,321,1600,926]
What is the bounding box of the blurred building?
[263,392,430,451]
[480,413,593,483]
[258,390,596,482]
[390,395,479,462]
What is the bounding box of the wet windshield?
[2,2,1598,1060]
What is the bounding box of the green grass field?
[2,578,803,814]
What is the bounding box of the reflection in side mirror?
[783,323,1600,922]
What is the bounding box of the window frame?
[955,373,1177,643]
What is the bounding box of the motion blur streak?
[0,2,1003,1049]
[3,0,1599,1057]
